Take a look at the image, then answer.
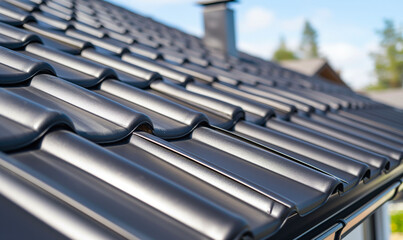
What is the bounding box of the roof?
[365,89,403,108]
[0,0,402,239]
[281,58,347,87]
[281,58,327,76]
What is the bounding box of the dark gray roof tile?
[326,111,403,143]
[71,21,106,38]
[0,0,402,238]
[257,84,330,112]
[22,43,115,87]
[0,155,125,239]
[311,113,403,151]
[106,31,135,44]
[7,74,152,143]
[74,13,100,28]
[38,130,250,240]
[265,118,391,173]
[170,126,343,215]
[81,48,160,88]
[186,82,274,124]
[0,1,34,25]
[122,52,193,84]
[0,21,41,49]
[0,45,55,84]
[38,4,73,21]
[150,80,244,129]
[4,0,38,12]
[0,193,68,240]
[238,83,314,113]
[109,132,285,238]
[211,82,297,116]
[234,121,370,191]
[3,146,208,240]
[0,87,73,151]
[65,29,129,55]
[291,115,403,161]
[128,43,162,60]
[31,11,71,30]
[45,1,74,15]
[160,61,216,83]
[23,22,91,54]
[95,79,209,139]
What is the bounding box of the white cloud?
[239,7,274,34]
[322,42,377,89]
[238,41,276,60]
[281,16,305,31]
[311,8,332,25]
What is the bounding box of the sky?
[107,0,403,89]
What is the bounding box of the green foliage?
[391,211,403,233]
[272,37,298,62]
[365,83,388,91]
[371,19,403,88]
[299,20,319,59]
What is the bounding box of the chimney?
[198,0,238,57]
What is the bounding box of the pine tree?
[371,19,403,88]
[272,37,298,62]
[300,20,319,59]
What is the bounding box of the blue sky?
[107,0,403,89]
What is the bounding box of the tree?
[299,20,319,59]
[371,19,403,88]
[272,37,298,62]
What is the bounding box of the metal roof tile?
[0,159,124,240]
[122,52,193,84]
[0,0,401,238]
[0,21,41,49]
[265,118,392,173]
[95,79,209,139]
[0,2,34,26]
[150,80,244,129]
[170,126,343,215]
[39,130,251,239]
[291,115,403,161]
[22,43,116,87]
[0,45,55,84]
[81,48,160,88]
[186,82,274,124]
[6,74,152,143]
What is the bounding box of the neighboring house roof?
[0,0,402,240]
[281,58,348,87]
[365,89,403,108]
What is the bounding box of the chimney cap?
[197,0,237,6]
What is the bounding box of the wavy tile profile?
[0,0,402,239]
